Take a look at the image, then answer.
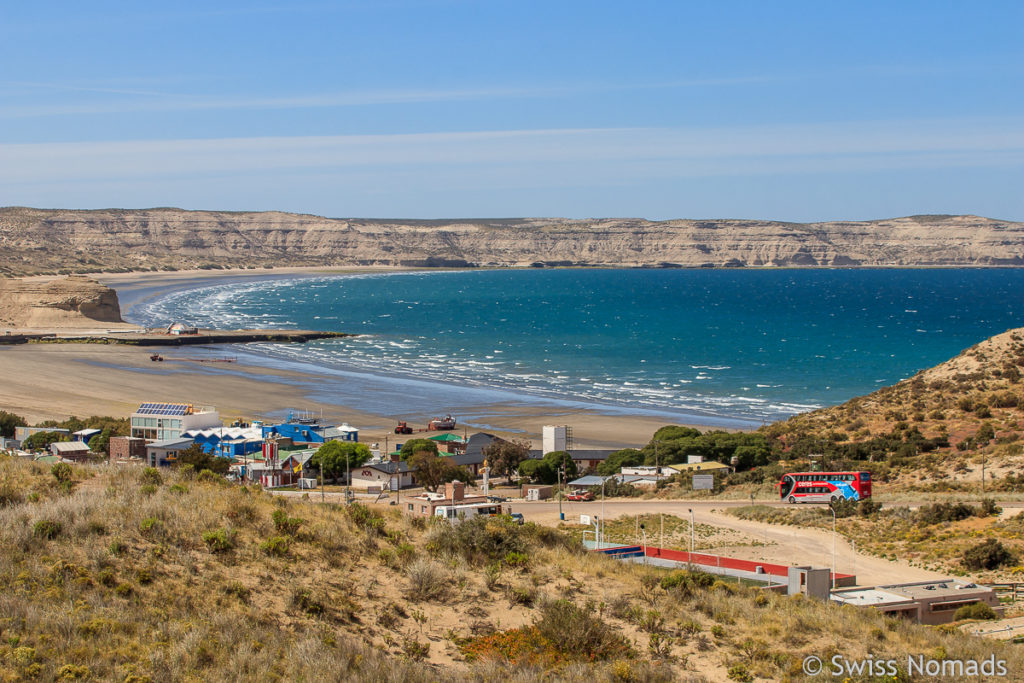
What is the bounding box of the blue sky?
[1,1,1022,221]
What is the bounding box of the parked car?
[509,512,525,525]
[566,490,594,501]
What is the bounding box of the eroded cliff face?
[0,208,1022,276]
[0,275,125,328]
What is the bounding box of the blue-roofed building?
[261,412,358,445]
[73,428,102,444]
[183,426,264,458]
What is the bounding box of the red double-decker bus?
[778,471,871,504]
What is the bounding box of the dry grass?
[1,454,1022,681]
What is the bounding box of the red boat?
[427,414,456,430]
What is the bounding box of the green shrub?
[963,538,1016,570]
[829,497,858,518]
[139,517,162,535]
[169,483,188,494]
[979,498,1002,516]
[97,568,116,586]
[140,484,158,496]
[727,664,753,682]
[291,588,324,617]
[0,480,24,508]
[852,500,880,517]
[33,519,62,539]
[141,467,162,485]
[197,469,222,484]
[56,664,91,680]
[395,542,416,565]
[224,581,250,602]
[503,550,529,568]
[533,599,632,662]
[260,536,290,557]
[272,508,304,535]
[347,502,386,535]
[954,601,997,621]
[425,514,531,566]
[917,502,976,525]
[51,462,73,483]
[108,539,126,556]
[506,585,536,607]
[178,463,196,479]
[201,528,235,553]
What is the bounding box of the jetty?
[0,329,352,346]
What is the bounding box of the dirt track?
[509,499,950,586]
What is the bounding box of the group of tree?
[175,443,232,475]
[482,438,532,483]
[0,411,27,439]
[518,450,578,484]
[395,438,471,491]
[21,430,70,451]
[309,440,373,483]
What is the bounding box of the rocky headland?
[0,275,127,328]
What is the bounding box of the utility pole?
[688,508,695,570]
[557,465,564,521]
[829,502,837,591]
[319,452,325,503]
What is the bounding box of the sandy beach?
[0,267,735,450]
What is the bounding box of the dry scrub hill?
[2,457,1022,682]
[766,327,1024,489]
[2,207,1023,276]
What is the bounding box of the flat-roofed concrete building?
[832,579,1002,625]
[130,403,221,442]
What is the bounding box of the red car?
[566,490,594,501]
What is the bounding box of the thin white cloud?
[1,118,1022,187]
[0,74,786,119]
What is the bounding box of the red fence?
[631,545,854,582]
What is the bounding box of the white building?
[542,425,567,454]
[130,403,221,442]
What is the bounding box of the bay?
[129,268,1024,425]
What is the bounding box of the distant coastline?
[3,208,1023,277]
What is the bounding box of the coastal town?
[2,2,1022,678]
[1,386,1012,632]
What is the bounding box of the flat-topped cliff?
[1,207,1022,275]
[0,275,127,328]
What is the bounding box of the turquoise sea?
[128,269,1024,427]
